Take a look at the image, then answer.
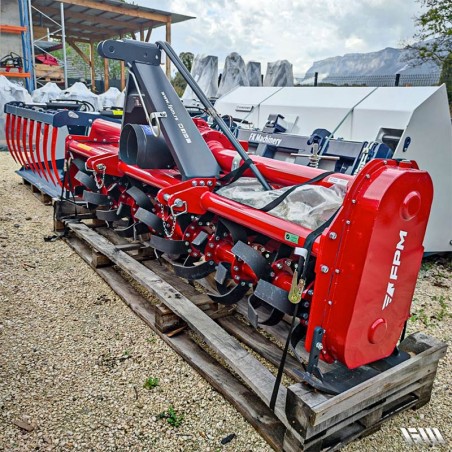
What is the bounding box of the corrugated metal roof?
[31,0,194,41]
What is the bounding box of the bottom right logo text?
[401,427,446,446]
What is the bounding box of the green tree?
[411,0,452,98]
[171,52,194,97]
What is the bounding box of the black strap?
[269,206,340,410]
[260,171,335,212]
[217,159,252,186]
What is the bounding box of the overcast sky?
[135,0,423,75]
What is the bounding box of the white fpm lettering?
[382,230,408,310]
[401,427,445,445]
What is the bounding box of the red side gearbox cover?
[306,160,433,369]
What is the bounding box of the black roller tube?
[157,41,271,191]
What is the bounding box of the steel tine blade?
[231,241,270,280]
[42,123,57,185]
[208,283,249,306]
[95,209,122,222]
[134,207,164,234]
[27,119,38,174]
[50,126,62,186]
[22,118,31,168]
[11,114,20,164]
[12,114,24,165]
[173,260,216,280]
[15,116,26,167]
[5,113,17,162]
[149,235,191,255]
[35,122,48,181]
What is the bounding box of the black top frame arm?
[156,41,271,191]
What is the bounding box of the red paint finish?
[35,122,48,181]
[61,118,433,369]
[305,160,433,368]
[50,126,62,186]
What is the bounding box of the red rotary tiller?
[5,40,433,395]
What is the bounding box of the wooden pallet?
[21,177,53,205]
[35,63,64,83]
[50,209,447,451]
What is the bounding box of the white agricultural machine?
[214,85,452,254]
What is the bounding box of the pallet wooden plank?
[65,236,287,451]
[288,334,447,428]
[61,220,446,452]
[301,372,437,446]
[218,316,303,383]
[65,221,294,432]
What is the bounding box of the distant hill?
[300,47,440,86]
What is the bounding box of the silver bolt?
[383,160,387,164]
[163,194,170,201]
[200,181,205,186]
[315,342,323,350]
[335,269,340,274]
[346,220,351,225]
[320,265,329,273]
[190,225,195,230]
[352,199,356,204]
[209,243,215,248]
[234,275,240,281]
[328,300,333,306]
[276,263,283,269]
[270,272,275,277]
[207,181,213,186]
[185,233,190,237]
[173,198,184,207]
[206,252,212,257]
[192,181,197,186]
[215,236,220,241]
[329,232,337,240]
[308,289,313,296]
[265,253,270,258]
[366,174,370,179]
[184,241,190,246]
[233,266,239,271]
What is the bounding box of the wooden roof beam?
[67,38,91,67]
[58,0,169,23]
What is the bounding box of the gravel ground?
[0,152,450,451]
